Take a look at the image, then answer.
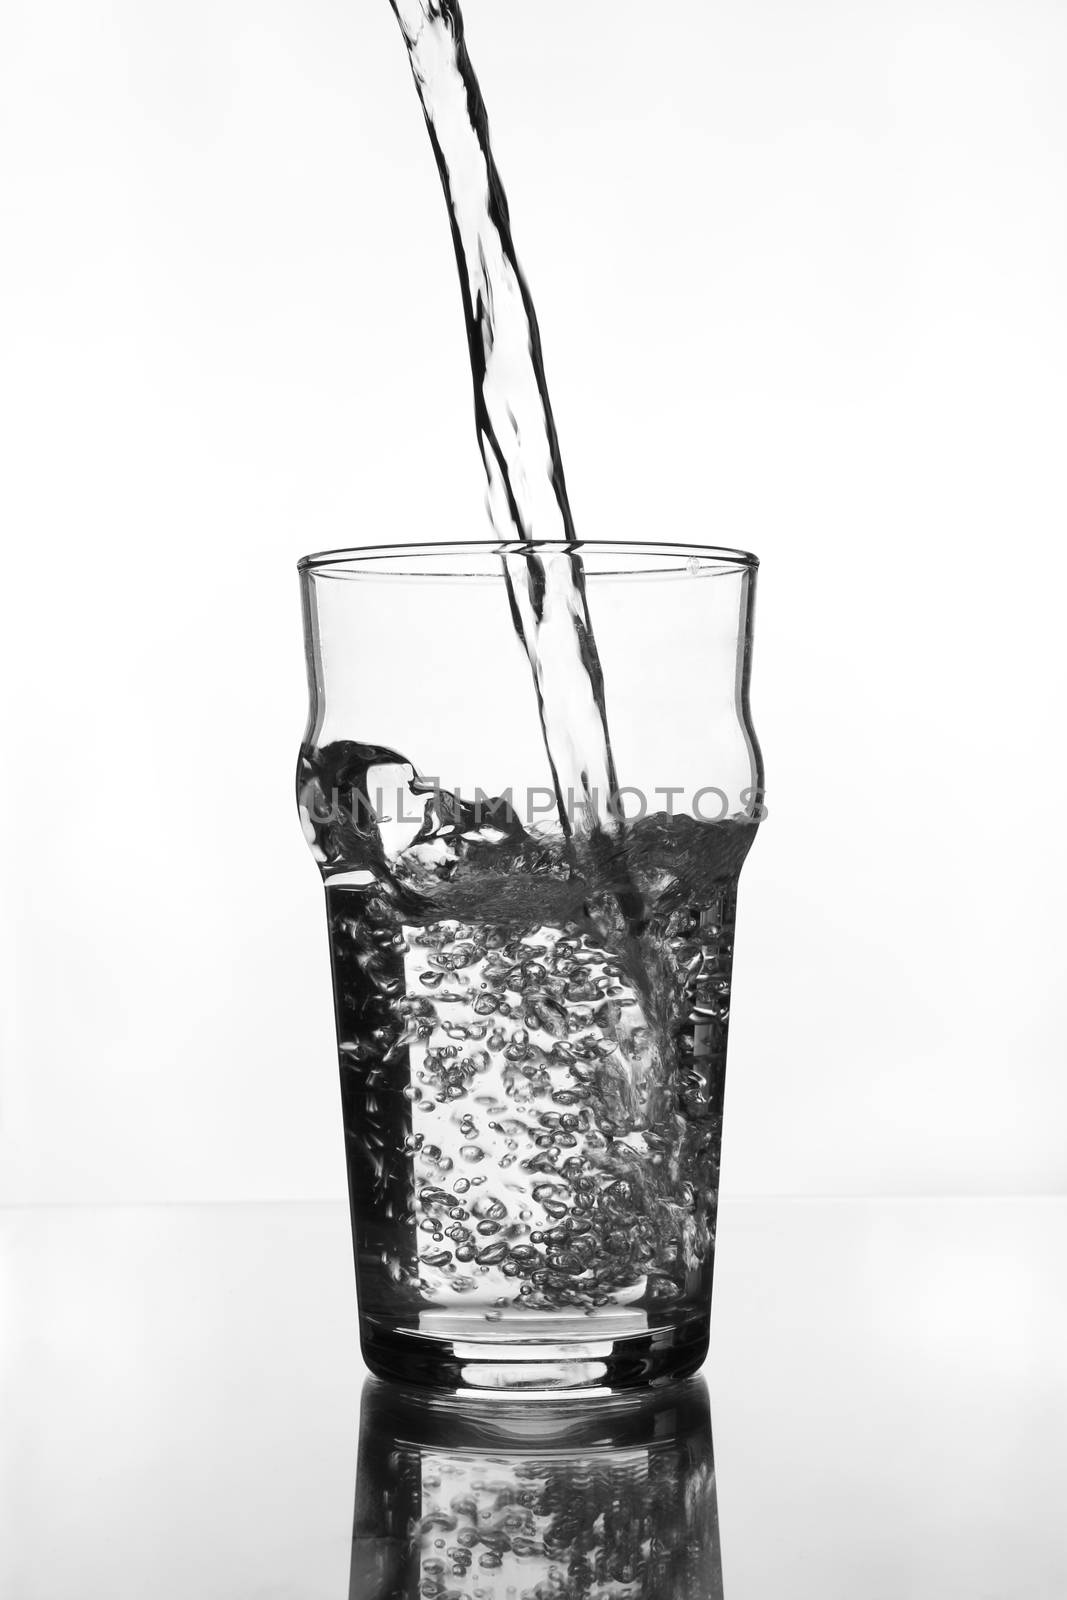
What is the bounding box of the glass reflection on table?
[350,1376,721,1599]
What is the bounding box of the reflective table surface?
[2,1199,1065,1598]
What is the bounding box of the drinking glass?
[297,539,763,1391]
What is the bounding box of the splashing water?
[299,742,757,1336]
[388,0,621,836]
[389,0,572,547]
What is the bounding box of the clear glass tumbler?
[297,540,763,1392]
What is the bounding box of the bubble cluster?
[305,737,754,1331]
[324,835,742,1324]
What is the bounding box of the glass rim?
[298,538,759,580]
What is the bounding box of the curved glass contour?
[298,539,763,1391]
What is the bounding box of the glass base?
[360,1311,710,1394]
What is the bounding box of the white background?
[2,0,1065,1205]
